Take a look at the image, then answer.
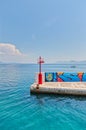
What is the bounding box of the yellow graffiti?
[57,72,64,75]
[47,74,53,81]
[78,72,83,74]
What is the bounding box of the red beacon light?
[38,56,44,84]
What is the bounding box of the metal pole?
[39,56,41,73]
[38,56,44,84]
[39,63,41,73]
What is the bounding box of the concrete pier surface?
[30,82,86,96]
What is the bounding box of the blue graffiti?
[58,73,80,82]
[45,72,86,82]
[82,73,86,81]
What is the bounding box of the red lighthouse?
[38,56,44,84]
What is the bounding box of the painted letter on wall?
[45,72,86,82]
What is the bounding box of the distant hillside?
[56,60,86,64]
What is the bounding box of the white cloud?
[0,43,37,63]
[0,43,22,56]
[0,43,31,63]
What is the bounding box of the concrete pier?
[30,82,86,96]
[30,58,86,96]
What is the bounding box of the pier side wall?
[45,72,86,82]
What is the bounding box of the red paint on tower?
[38,56,44,84]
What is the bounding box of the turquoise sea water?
[0,63,86,130]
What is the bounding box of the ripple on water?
[0,64,86,130]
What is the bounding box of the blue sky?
[0,0,86,63]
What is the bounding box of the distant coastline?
[0,60,86,64]
[56,60,86,64]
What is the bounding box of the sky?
[0,0,86,63]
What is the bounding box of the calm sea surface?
[0,63,86,130]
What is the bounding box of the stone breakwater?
[30,82,86,96]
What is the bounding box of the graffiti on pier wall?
[45,72,86,82]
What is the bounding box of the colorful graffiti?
[45,72,86,82]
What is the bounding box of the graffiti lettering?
[45,72,86,82]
